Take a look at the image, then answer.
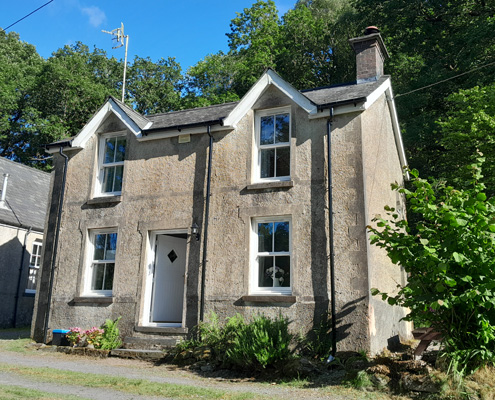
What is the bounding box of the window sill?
[241,295,296,304]
[72,296,113,304]
[86,195,122,205]
[135,326,188,334]
[245,180,294,191]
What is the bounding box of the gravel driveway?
[0,338,355,400]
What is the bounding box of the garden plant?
[368,160,495,375]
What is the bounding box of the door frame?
[142,229,188,327]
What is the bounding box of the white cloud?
[81,6,106,27]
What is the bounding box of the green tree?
[437,84,495,197]
[278,0,357,89]
[127,56,183,114]
[183,52,240,109]
[352,0,495,177]
[0,31,43,164]
[227,0,282,94]
[29,43,121,166]
[369,162,495,374]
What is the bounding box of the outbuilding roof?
[0,158,51,232]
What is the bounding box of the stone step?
[110,348,166,360]
[123,336,181,350]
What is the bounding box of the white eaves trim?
[137,124,232,141]
[222,69,317,128]
[71,98,148,149]
[385,85,410,179]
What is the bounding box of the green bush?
[368,160,495,375]
[98,317,122,350]
[175,313,295,370]
[297,313,333,361]
[226,314,294,369]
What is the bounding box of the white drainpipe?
[0,173,9,208]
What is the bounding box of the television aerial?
[102,22,129,101]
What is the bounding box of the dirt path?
[0,341,359,400]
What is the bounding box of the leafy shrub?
[99,317,122,350]
[175,312,295,370]
[297,313,333,361]
[226,314,294,369]
[368,160,495,374]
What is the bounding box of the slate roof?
[302,76,389,107]
[109,96,151,130]
[0,158,51,232]
[140,77,388,131]
[144,102,239,132]
[47,73,390,147]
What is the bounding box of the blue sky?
[1,0,294,72]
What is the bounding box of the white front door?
[150,234,186,324]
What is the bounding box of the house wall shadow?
[0,235,34,328]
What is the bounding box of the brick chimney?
[349,26,389,84]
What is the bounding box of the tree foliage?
[369,162,495,373]
[352,0,495,176]
[127,56,183,114]
[437,84,495,197]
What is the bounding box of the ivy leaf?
[453,252,465,263]
[436,283,445,292]
[477,193,487,201]
[444,277,457,287]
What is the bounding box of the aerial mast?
[102,22,129,102]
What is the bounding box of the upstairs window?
[26,240,42,293]
[98,134,126,196]
[86,230,117,296]
[255,108,291,181]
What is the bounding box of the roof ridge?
[0,157,50,176]
[148,101,239,118]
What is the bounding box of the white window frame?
[95,131,126,197]
[253,106,291,183]
[84,229,118,297]
[250,216,292,295]
[25,240,42,294]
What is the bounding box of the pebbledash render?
[32,29,412,354]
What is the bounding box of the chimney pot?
[364,26,380,35]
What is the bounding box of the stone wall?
[32,84,409,353]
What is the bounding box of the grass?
[0,338,32,353]
[0,364,272,400]
[0,384,88,400]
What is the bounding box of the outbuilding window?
[251,216,292,295]
[254,107,291,182]
[25,240,42,293]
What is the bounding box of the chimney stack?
[349,26,389,84]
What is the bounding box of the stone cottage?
[32,29,411,354]
[0,157,51,328]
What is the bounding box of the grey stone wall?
[361,94,412,353]
[32,84,409,353]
